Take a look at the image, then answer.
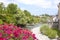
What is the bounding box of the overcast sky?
[0,0,60,15]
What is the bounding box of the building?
[58,3,60,30]
[52,3,60,30]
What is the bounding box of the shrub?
[54,28,60,37]
[40,24,49,34]
[57,31,60,37]
[40,24,57,39]
[0,19,3,24]
[47,29,57,39]
[0,23,37,40]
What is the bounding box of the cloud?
[0,0,59,15]
[15,0,60,8]
[16,0,51,8]
[0,0,60,9]
[0,0,12,6]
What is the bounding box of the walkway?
[26,23,57,40]
[31,25,50,40]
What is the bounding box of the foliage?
[31,16,40,24]
[40,24,57,39]
[0,2,4,14]
[0,24,37,40]
[40,17,47,23]
[47,29,57,39]
[57,30,60,37]
[17,18,27,24]
[0,2,41,27]
[40,14,50,23]
[40,24,49,34]
[0,19,3,24]
[53,28,60,37]
[7,3,17,14]
[41,14,50,17]
[24,10,31,17]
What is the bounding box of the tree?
[24,10,31,17]
[0,2,41,26]
[40,14,50,23]
[0,2,5,14]
[4,3,18,24]
[24,10,33,24]
[7,3,17,14]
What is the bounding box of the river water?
[26,23,43,30]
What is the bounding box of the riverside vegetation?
[0,2,40,27]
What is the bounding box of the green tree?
[40,14,50,23]
[0,2,41,26]
[7,3,17,14]
[0,2,5,14]
[24,10,31,16]
[5,3,17,24]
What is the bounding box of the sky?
[0,0,60,16]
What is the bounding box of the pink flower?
[0,24,37,40]
[22,36,28,40]
[0,38,3,40]
[13,31,20,37]
[32,34,37,40]
[5,30,12,35]
[0,38,6,40]
[0,33,2,37]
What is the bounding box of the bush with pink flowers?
[0,23,37,40]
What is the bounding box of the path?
[31,25,50,40]
[26,23,57,40]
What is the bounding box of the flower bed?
[0,23,37,40]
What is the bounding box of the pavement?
[31,26,50,40]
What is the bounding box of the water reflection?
[26,23,52,30]
[26,23,42,30]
